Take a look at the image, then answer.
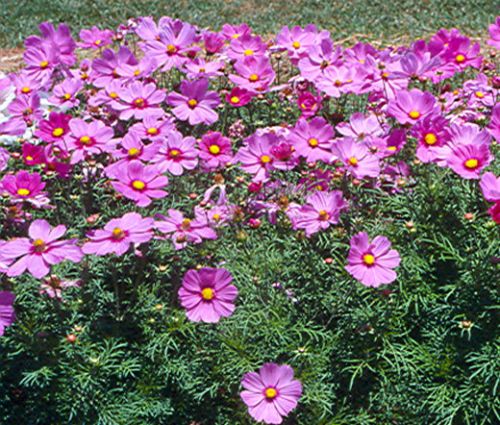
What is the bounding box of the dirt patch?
[0,48,24,73]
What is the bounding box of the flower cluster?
[0,15,498,424]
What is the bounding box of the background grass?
[0,0,497,48]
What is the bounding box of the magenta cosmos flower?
[155,208,217,250]
[151,130,199,176]
[34,111,71,143]
[345,232,401,287]
[288,117,334,163]
[292,190,347,237]
[178,267,237,323]
[83,212,154,256]
[198,132,233,170]
[167,79,220,126]
[112,81,166,120]
[331,138,380,179]
[446,143,492,179]
[230,57,276,93]
[79,26,114,50]
[480,172,500,202]
[110,160,168,207]
[0,171,46,202]
[387,89,439,125]
[66,118,115,164]
[226,87,253,108]
[240,363,302,424]
[0,219,83,279]
[0,291,16,336]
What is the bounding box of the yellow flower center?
[334,80,343,87]
[166,44,177,54]
[94,39,102,46]
[387,146,397,151]
[112,227,125,240]
[464,158,479,169]
[109,92,118,99]
[243,49,254,56]
[424,133,437,145]
[63,93,71,100]
[318,210,329,221]
[363,254,375,266]
[133,69,141,76]
[39,60,49,69]
[408,110,421,119]
[26,155,33,161]
[209,145,221,155]
[264,387,277,399]
[188,98,198,108]
[201,287,215,301]
[32,238,46,252]
[181,218,191,230]
[52,127,64,137]
[17,188,30,196]
[249,74,259,82]
[292,41,301,49]
[348,157,358,166]
[230,96,240,104]
[21,86,31,94]
[260,154,272,164]
[475,91,484,98]
[212,213,221,221]
[147,127,158,135]
[128,147,140,157]
[381,72,389,79]
[308,138,319,147]
[132,180,146,190]
[455,54,466,63]
[79,136,92,145]
[134,98,145,107]
[169,149,181,158]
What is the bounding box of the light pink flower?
[0,219,83,279]
[151,130,198,176]
[331,138,380,179]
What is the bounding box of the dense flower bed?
[0,15,499,424]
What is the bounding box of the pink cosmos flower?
[198,131,233,170]
[139,21,196,71]
[155,208,217,250]
[387,88,439,125]
[39,275,81,301]
[48,78,83,109]
[35,112,71,143]
[0,171,47,204]
[227,34,268,61]
[288,117,333,162]
[345,232,401,287]
[487,17,500,50]
[240,363,302,424]
[22,143,45,166]
[129,114,175,142]
[411,116,451,163]
[110,160,169,207]
[0,219,83,279]
[336,112,384,141]
[202,31,225,54]
[230,57,276,93]
[79,26,114,50]
[183,58,224,80]
[234,132,294,181]
[487,104,500,142]
[0,291,16,336]
[221,23,251,40]
[292,190,346,236]
[83,212,154,256]
[167,79,220,126]
[23,45,57,86]
[480,172,500,202]
[226,87,253,107]
[446,143,492,180]
[88,80,124,108]
[178,267,237,323]
[331,138,380,179]
[66,118,115,164]
[106,133,159,178]
[92,46,138,88]
[276,25,318,61]
[315,65,358,98]
[150,130,198,176]
[112,81,166,120]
